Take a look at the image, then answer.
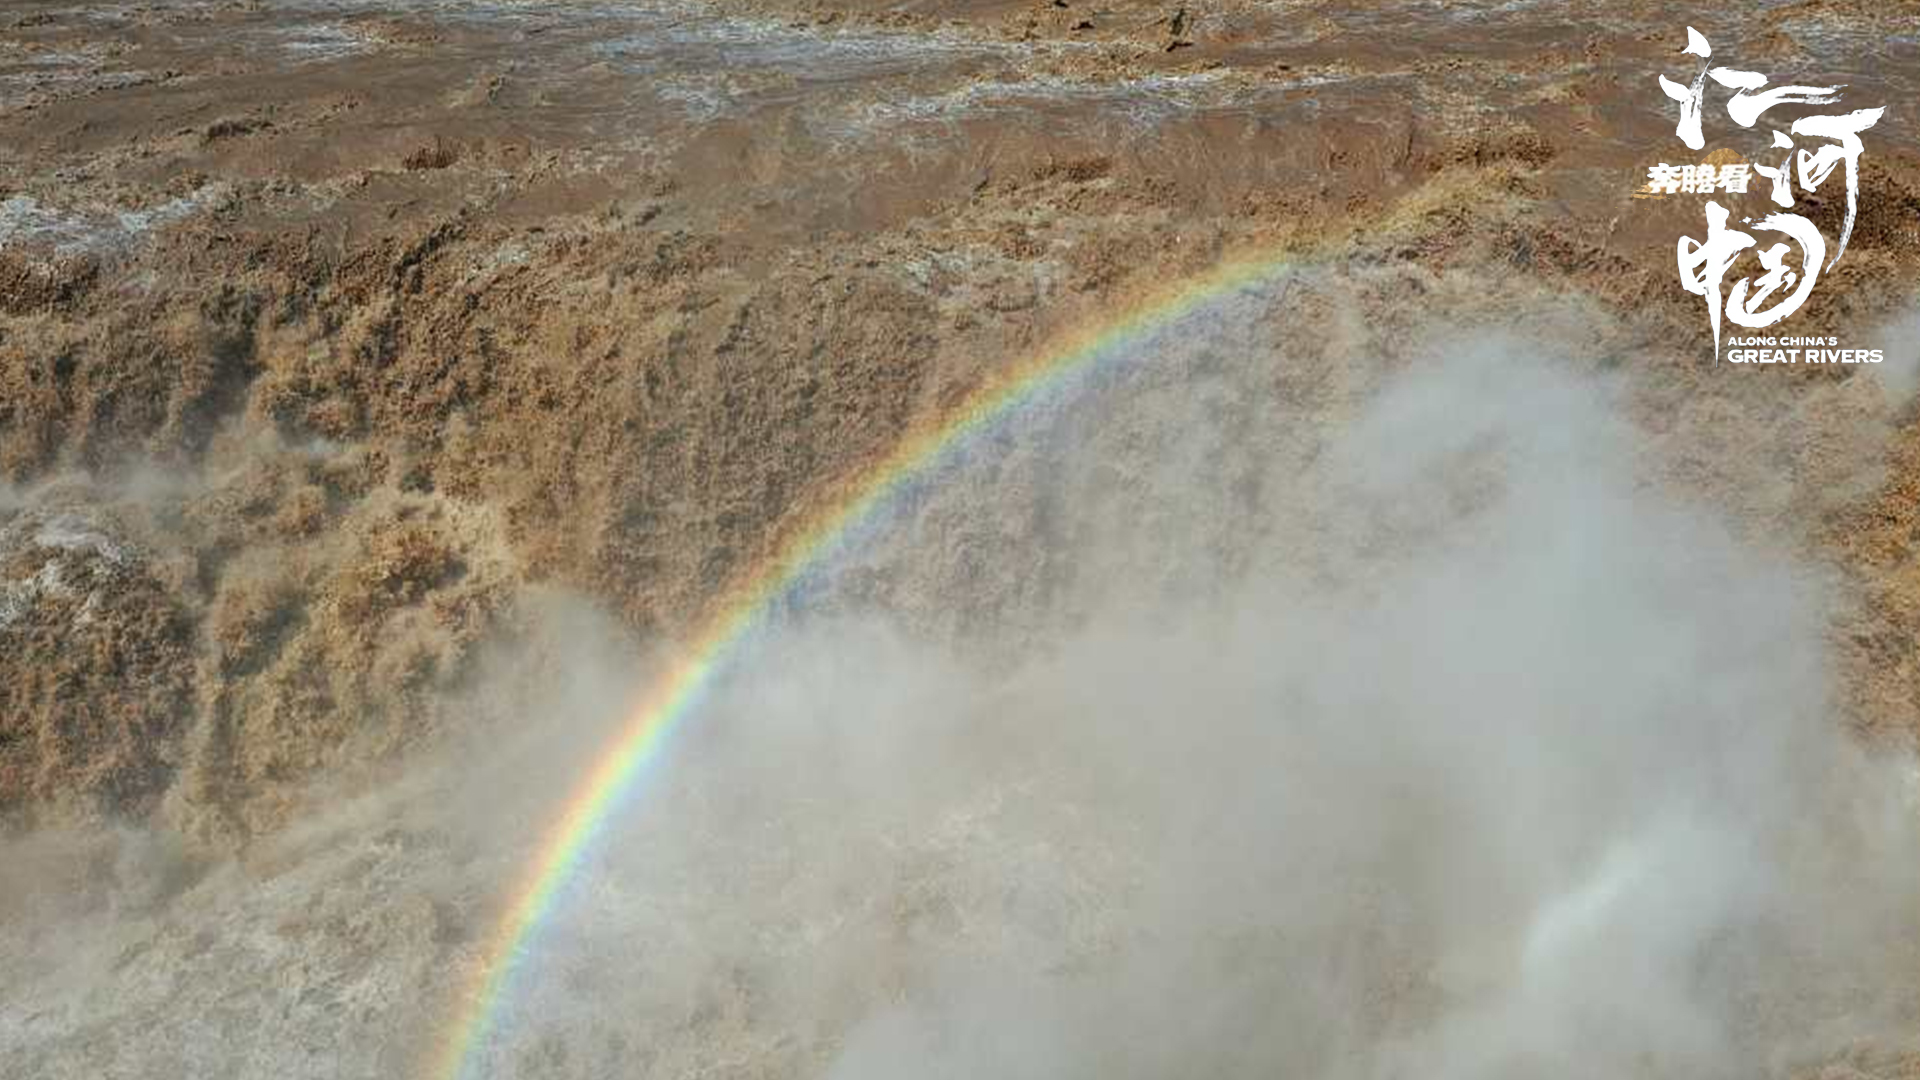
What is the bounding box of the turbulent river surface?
[4,1,1920,1078]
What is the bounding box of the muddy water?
[6,0,1919,246]
[5,2,1920,1079]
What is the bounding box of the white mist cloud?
[452,337,1920,1080]
[1872,308,1920,404]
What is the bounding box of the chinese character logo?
[1652,26,1882,356]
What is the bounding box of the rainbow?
[428,244,1299,1080]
